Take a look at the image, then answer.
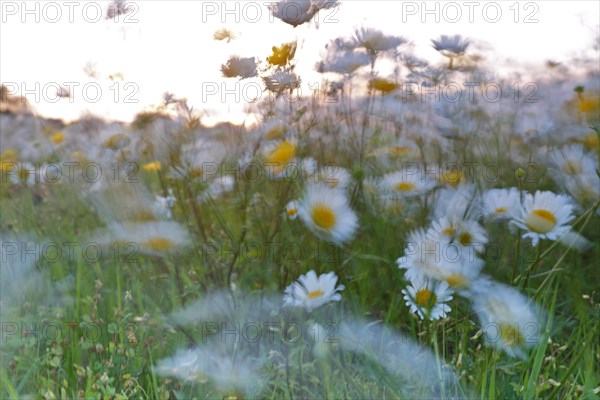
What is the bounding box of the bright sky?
[1,1,598,124]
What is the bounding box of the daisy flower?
[402,275,453,320]
[313,165,352,190]
[262,140,297,178]
[431,34,470,57]
[96,221,191,257]
[548,144,597,177]
[286,200,298,220]
[428,216,488,254]
[283,270,344,312]
[471,281,542,358]
[397,228,485,292]
[220,56,258,79]
[353,27,405,54]
[511,190,575,246]
[297,184,358,245]
[379,167,436,199]
[481,187,521,221]
[430,184,480,221]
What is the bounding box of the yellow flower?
[369,78,398,94]
[267,43,296,67]
[143,161,162,171]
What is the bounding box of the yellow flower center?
[499,324,525,347]
[394,182,415,192]
[442,227,456,236]
[390,146,412,155]
[51,132,65,144]
[267,43,296,67]
[445,274,469,289]
[287,208,297,217]
[311,204,336,230]
[143,161,161,171]
[525,209,557,234]
[494,207,508,214]
[440,170,463,187]
[583,132,599,150]
[307,290,324,299]
[457,232,472,246]
[266,141,296,167]
[145,237,175,252]
[562,161,582,175]
[105,133,131,150]
[415,289,437,309]
[369,79,399,94]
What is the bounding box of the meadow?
[1,2,600,399]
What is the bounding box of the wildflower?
[283,270,344,311]
[286,200,299,219]
[354,27,405,54]
[213,27,237,42]
[511,190,575,246]
[297,184,358,245]
[99,221,191,257]
[379,168,435,199]
[267,42,297,67]
[369,78,399,94]
[471,281,541,358]
[397,228,485,292]
[431,34,470,57]
[269,0,338,27]
[482,188,521,221]
[263,71,301,93]
[50,131,66,144]
[402,275,453,320]
[317,41,370,74]
[153,189,176,219]
[313,165,352,190]
[221,56,258,79]
[548,144,598,182]
[104,132,131,150]
[428,216,488,254]
[263,140,297,176]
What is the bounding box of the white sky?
[1,1,598,124]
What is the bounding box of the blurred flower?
[402,275,453,320]
[379,168,436,199]
[471,281,542,358]
[431,34,470,57]
[482,188,521,221]
[369,78,399,94]
[267,42,297,67]
[286,200,299,219]
[213,27,237,42]
[221,56,258,79]
[263,71,301,93]
[153,189,176,219]
[269,0,338,27]
[354,27,405,54]
[263,140,297,177]
[155,347,264,396]
[511,190,576,246]
[283,270,344,311]
[298,183,359,245]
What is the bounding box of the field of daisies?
[2,2,600,399]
